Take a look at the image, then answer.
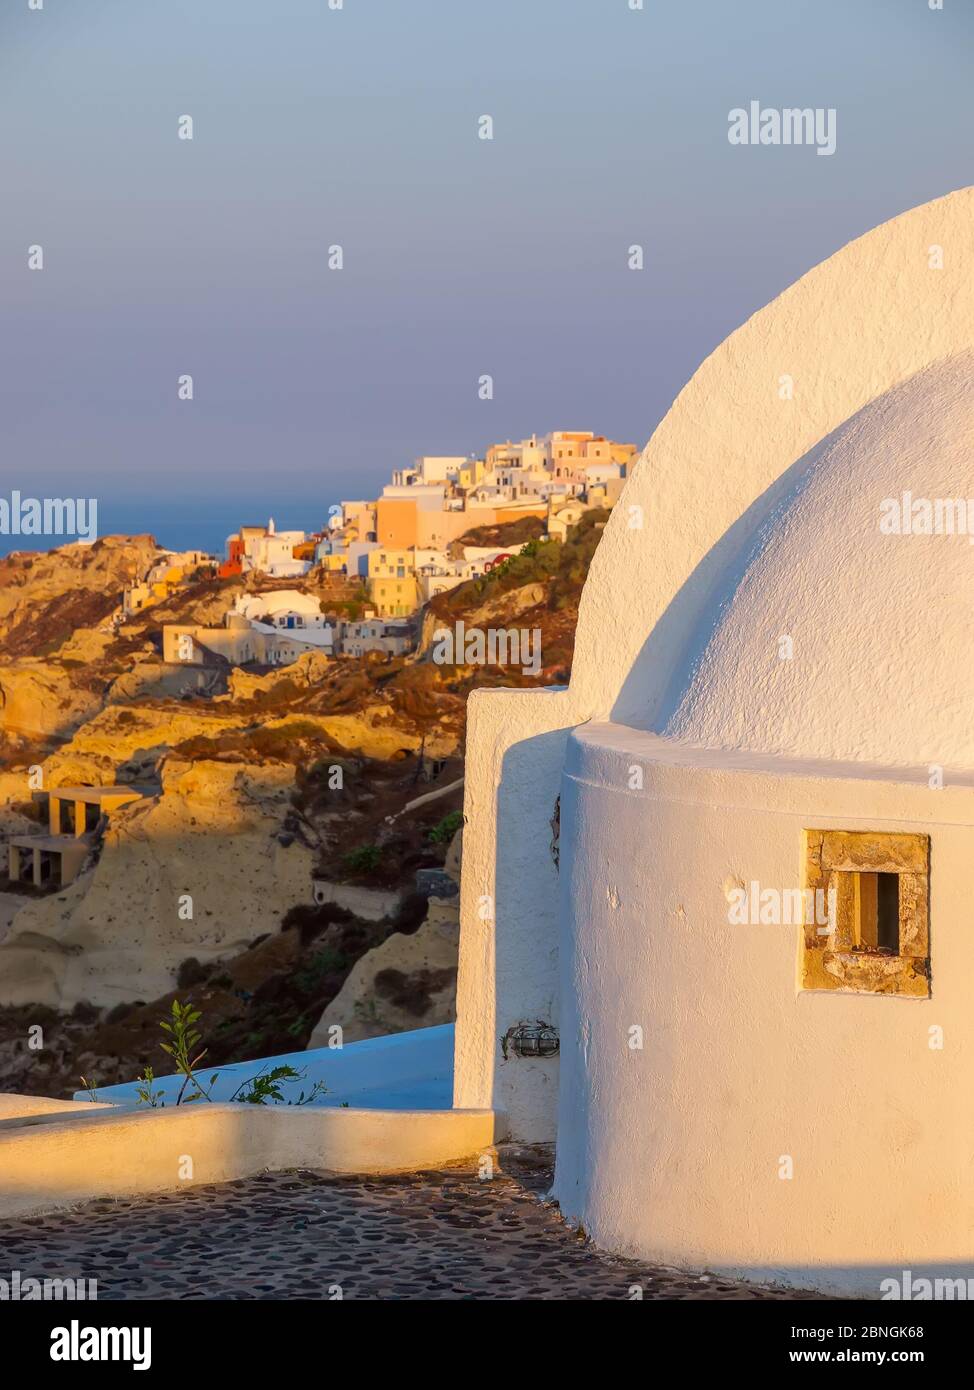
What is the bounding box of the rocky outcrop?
[106,659,227,705]
[35,703,245,788]
[228,649,331,700]
[0,772,35,836]
[0,536,160,654]
[308,829,461,1045]
[307,894,459,1045]
[416,581,546,659]
[0,893,29,947]
[0,661,108,740]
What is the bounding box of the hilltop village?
[124,429,635,670]
[0,428,631,1098]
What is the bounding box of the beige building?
[340,500,377,540]
[162,618,325,668]
[341,616,413,658]
[8,786,146,891]
[456,457,486,490]
[546,500,590,540]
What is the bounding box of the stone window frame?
[801,830,930,998]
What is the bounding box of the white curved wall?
[552,724,974,1295]
[660,356,974,765]
[454,187,974,1148]
[571,186,974,729]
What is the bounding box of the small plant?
[343,843,381,874]
[228,1065,328,1106]
[135,1065,164,1108]
[78,1075,99,1103]
[159,999,211,1104]
[428,810,463,845]
[130,1000,328,1108]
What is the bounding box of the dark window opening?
[856,871,900,952]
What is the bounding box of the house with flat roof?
[7,786,147,891]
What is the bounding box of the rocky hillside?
[0,535,159,657]
[0,516,609,1096]
[421,509,610,681]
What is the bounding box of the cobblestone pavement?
[0,1146,825,1300]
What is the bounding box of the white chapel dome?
[657,354,974,768]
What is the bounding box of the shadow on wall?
[491,727,568,1141]
[610,414,854,732]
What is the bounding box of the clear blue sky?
[2,0,972,553]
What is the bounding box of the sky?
[1,0,972,554]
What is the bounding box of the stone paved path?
[0,1146,824,1300]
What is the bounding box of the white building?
[545,500,590,540]
[468,482,508,506]
[492,465,550,498]
[233,591,336,653]
[487,436,547,473]
[452,188,974,1297]
[391,456,467,488]
[341,616,413,659]
[580,461,621,488]
[241,519,311,579]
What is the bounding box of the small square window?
[801,830,930,997]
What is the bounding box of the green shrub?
[124,999,327,1107]
[343,843,382,874]
[428,810,463,844]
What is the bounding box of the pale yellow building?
[456,457,486,490]
[366,548,420,616]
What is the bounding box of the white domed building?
[453,188,974,1295]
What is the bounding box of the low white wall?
[80,1022,455,1110]
[0,1099,502,1219]
[552,724,974,1296]
[0,1024,493,1220]
[0,1094,113,1121]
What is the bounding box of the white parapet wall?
[0,1101,501,1221]
[0,1025,503,1219]
[76,1022,456,1110]
[453,686,572,1142]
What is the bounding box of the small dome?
[658,355,974,767]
